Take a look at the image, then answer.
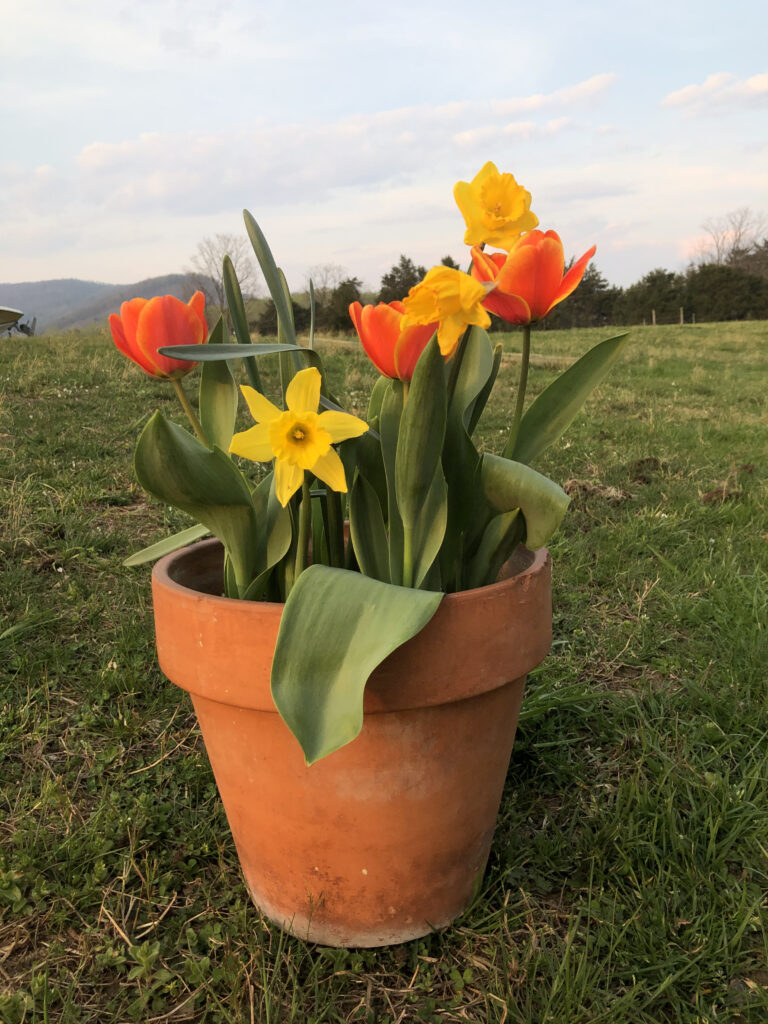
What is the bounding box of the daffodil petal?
[317,410,369,443]
[286,367,321,414]
[311,448,348,494]
[275,459,304,507]
[436,316,465,358]
[241,385,282,424]
[229,423,273,462]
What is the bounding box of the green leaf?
[465,510,522,590]
[367,374,389,423]
[410,464,447,590]
[349,473,390,583]
[510,332,630,464]
[223,253,261,391]
[199,318,238,451]
[157,343,302,361]
[379,380,405,585]
[134,412,259,595]
[440,327,494,587]
[395,337,447,529]
[251,472,292,574]
[467,341,503,436]
[450,326,495,432]
[308,278,316,349]
[481,453,570,551]
[123,524,211,567]
[243,209,298,348]
[272,565,443,764]
[277,267,304,396]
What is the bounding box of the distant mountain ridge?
[0,274,208,332]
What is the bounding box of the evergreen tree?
[613,268,684,325]
[545,264,620,328]
[683,264,768,322]
[378,256,427,304]
[321,277,363,333]
[255,299,311,336]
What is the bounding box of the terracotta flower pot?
[151,538,552,947]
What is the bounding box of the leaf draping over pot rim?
[271,565,443,764]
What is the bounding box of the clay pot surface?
[152,539,552,946]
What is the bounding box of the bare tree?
[187,233,261,314]
[697,207,768,265]
[306,263,346,309]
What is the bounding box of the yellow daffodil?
[229,367,369,506]
[401,266,492,359]
[454,161,538,251]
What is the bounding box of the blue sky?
[2,0,766,291]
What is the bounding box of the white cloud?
[49,75,616,220]
[662,72,768,113]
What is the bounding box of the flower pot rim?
[152,535,549,606]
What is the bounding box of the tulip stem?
[172,378,209,447]
[504,324,531,458]
[294,475,312,581]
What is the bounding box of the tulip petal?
[229,423,273,462]
[482,290,532,324]
[393,323,436,380]
[360,304,401,378]
[311,448,348,494]
[286,366,321,414]
[275,459,304,507]
[136,295,206,378]
[317,410,370,443]
[188,290,206,321]
[120,297,147,347]
[549,244,597,312]
[110,299,161,376]
[241,385,282,424]
[496,236,562,321]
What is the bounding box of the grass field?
[1,320,767,1023]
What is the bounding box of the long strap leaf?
[510,332,629,464]
[223,253,262,390]
[243,209,298,348]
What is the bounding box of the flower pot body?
[152,539,552,947]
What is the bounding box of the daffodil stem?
[504,324,531,459]
[172,378,208,447]
[294,475,311,580]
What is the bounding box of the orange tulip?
[109,292,208,378]
[471,231,596,324]
[349,300,437,381]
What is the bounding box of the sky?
[2,0,767,293]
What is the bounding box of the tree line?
[190,209,768,333]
